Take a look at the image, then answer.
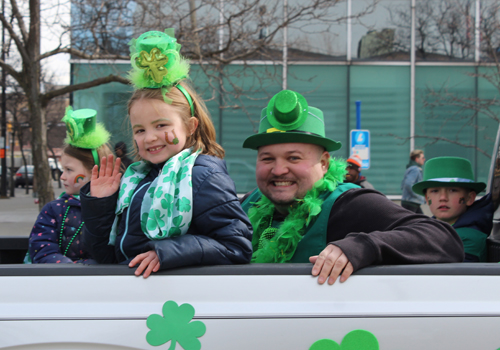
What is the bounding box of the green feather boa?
[249,158,347,263]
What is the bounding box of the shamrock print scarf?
[110,147,200,243]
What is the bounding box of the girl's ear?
[188,117,199,135]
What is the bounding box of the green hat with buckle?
[412,156,486,195]
[242,90,341,152]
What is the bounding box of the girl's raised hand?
[90,154,122,198]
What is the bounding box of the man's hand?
[309,244,354,285]
[90,155,122,198]
[129,250,161,278]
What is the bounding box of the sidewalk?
[0,181,65,238]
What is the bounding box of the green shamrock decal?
[129,176,142,184]
[309,330,379,350]
[162,162,174,175]
[147,185,156,199]
[161,194,174,217]
[168,215,185,237]
[155,186,164,199]
[146,300,206,349]
[176,165,189,182]
[163,171,177,183]
[119,183,128,197]
[147,209,165,230]
[176,197,191,212]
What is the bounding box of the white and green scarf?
[109,148,200,244]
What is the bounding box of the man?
[401,149,425,213]
[344,154,374,189]
[241,90,463,285]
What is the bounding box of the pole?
[0,0,7,198]
[355,100,361,130]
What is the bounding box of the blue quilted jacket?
[81,155,253,269]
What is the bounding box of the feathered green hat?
[128,29,194,115]
[62,107,110,166]
[128,29,190,89]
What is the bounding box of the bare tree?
[0,0,377,207]
[383,0,500,159]
[0,0,129,208]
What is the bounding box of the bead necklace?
[59,205,85,257]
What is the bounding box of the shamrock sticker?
[147,209,165,230]
[168,215,185,237]
[146,300,206,349]
[176,197,191,212]
[309,330,379,350]
[176,166,189,182]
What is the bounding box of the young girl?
[28,108,113,264]
[81,29,252,277]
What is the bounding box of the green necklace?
[249,158,347,263]
[59,205,85,257]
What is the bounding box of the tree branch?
[40,74,130,106]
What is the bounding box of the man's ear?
[466,190,477,206]
[320,151,330,175]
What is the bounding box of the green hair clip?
[128,29,194,116]
[62,107,111,167]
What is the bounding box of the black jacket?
[81,155,253,270]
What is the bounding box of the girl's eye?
[157,123,168,129]
[134,129,144,134]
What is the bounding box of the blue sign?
[350,130,370,169]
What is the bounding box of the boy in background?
[412,157,493,262]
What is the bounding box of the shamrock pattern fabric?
[111,148,200,241]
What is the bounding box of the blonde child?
[81,29,252,277]
[28,108,113,263]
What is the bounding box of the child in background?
[81,29,252,277]
[412,156,494,262]
[28,108,113,263]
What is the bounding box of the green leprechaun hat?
[62,107,110,166]
[412,156,486,195]
[242,90,341,152]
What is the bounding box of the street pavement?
[0,181,64,238]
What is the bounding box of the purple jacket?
[29,193,95,264]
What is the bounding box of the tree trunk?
[26,0,53,209]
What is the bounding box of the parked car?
[14,165,34,188]
[48,158,63,180]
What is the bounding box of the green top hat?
[242,90,341,152]
[62,107,110,150]
[412,156,486,195]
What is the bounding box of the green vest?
[241,183,359,263]
[454,227,488,262]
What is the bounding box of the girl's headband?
[62,107,111,168]
[128,29,194,116]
